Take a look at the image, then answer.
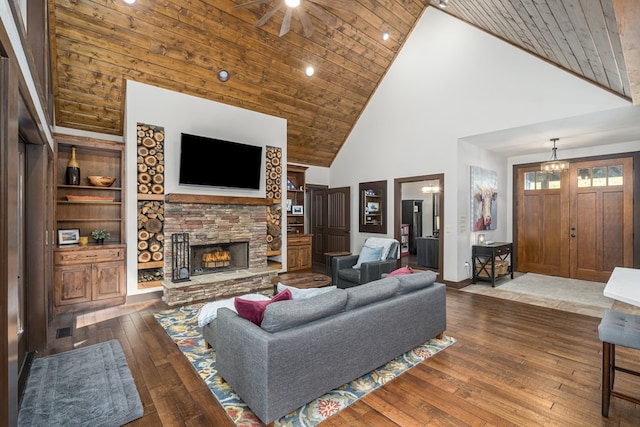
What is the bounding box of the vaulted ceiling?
[49,0,639,167]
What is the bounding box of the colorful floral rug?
[154,303,456,427]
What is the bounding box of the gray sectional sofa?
[214,271,446,424]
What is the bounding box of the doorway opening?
[394,174,444,277]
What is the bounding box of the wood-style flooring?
[43,289,640,426]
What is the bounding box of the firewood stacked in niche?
[137,200,165,263]
[265,146,282,199]
[137,124,165,195]
[265,146,283,253]
[138,270,163,283]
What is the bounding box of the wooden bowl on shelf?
[87,175,116,187]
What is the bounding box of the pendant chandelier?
[540,138,569,172]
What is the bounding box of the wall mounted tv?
[179,133,263,190]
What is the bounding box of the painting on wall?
[470,166,497,231]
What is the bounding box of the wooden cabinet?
[286,164,307,235]
[54,245,126,313]
[54,134,127,313]
[287,234,313,271]
[359,180,386,233]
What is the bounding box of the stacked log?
[265,146,283,252]
[137,124,165,195]
[265,146,282,200]
[138,269,163,283]
[137,200,164,263]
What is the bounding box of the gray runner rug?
[18,339,143,427]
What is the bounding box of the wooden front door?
[516,155,634,281]
[516,167,570,277]
[569,158,633,281]
[310,186,351,263]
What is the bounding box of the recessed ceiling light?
[285,0,300,7]
[305,66,315,77]
[382,31,389,41]
[217,70,230,82]
[438,0,448,8]
[123,0,136,4]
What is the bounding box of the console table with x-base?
[472,242,513,287]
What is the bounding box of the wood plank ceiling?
[49,0,637,167]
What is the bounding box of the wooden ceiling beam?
[612,0,640,105]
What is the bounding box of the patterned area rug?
[154,303,456,426]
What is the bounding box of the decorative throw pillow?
[234,289,292,325]
[387,266,413,277]
[352,245,384,269]
[276,283,337,300]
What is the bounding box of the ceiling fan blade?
[280,7,292,36]
[297,8,314,37]
[255,3,283,27]
[234,0,272,9]
[308,0,351,12]
[305,2,337,27]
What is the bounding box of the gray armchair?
[332,238,400,288]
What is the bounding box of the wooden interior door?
[569,158,633,281]
[310,186,326,263]
[516,167,570,277]
[310,186,351,262]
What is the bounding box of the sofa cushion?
[397,271,437,294]
[387,266,413,277]
[352,245,383,269]
[234,289,292,325]
[345,277,399,310]
[276,283,337,300]
[261,289,348,333]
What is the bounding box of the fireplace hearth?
[190,242,249,276]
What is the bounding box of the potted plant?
[91,229,111,244]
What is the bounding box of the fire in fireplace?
[190,241,249,276]
[202,249,231,269]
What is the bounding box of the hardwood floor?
[42,289,640,426]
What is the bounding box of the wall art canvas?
[470,166,497,231]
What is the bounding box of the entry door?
[569,158,633,281]
[516,167,570,277]
[310,186,350,263]
[516,156,634,281]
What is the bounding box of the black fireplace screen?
[171,233,190,283]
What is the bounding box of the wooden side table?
[324,251,352,276]
[472,242,513,287]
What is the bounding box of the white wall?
[125,81,287,295]
[329,8,629,282]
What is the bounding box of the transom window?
[524,171,561,190]
[524,165,623,190]
[577,165,623,187]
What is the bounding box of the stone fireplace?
[162,194,278,305]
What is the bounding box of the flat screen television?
[179,133,262,190]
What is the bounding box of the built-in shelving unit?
[53,135,126,313]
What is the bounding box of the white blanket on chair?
[364,237,399,260]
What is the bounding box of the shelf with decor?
[359,180,387,233]
[53,134,126,313]
[286,165,312,271]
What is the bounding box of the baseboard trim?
[126,290,163,304]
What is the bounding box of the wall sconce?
[477,233,486,245]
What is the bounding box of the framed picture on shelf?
[58,229,80,245]
[292,205,304,215]
[286,199,292,212]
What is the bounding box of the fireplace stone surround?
[162,194,278,306]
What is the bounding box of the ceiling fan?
[234,0,351,37]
